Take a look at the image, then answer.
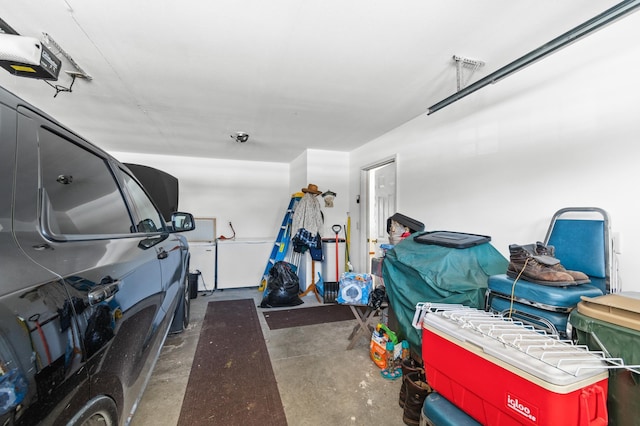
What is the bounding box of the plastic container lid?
[578,292,640,331]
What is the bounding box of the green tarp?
[382,235,508,353]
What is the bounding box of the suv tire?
[170,270,191,333]
[68,396,118,426]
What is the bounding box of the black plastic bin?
[188,271,200,299]
[386,213,425,234]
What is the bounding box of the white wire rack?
[413,302,640,377]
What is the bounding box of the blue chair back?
[544,208,610,293]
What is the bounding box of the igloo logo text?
[506,394,538,422]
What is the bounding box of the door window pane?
[40,129,133,235]
[119,171,166,233]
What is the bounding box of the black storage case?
[413,231,490,248]
[386,213,425,234]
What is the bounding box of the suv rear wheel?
[69,396,118,426]
[170,270,191,333]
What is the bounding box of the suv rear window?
[40,128,133,235]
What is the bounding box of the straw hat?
[301,183,322,195]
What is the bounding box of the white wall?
[349,12,640,291]
[114,149,349,290]
[289,149,350,238]
[112,152,290,240]
[306,149,350,238]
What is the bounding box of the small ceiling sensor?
[231,132,249,143]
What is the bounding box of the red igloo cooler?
[419,306,609,426]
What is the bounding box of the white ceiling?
[0,0,621,163]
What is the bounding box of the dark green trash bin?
[569,293,640,426]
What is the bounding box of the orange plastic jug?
[370,330,388,369]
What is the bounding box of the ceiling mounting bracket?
[453,55,485,91]
[45,71,87,97]
[40,32,92,97]
[42,32,92,80]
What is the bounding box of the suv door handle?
[88,281,120,305]
[138,234,169,250]
[157,247,168,260]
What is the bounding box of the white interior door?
[362,159,396,272]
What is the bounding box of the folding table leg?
[347,305,375,350]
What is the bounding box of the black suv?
[0,85,195,425]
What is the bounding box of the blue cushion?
[547,219,605,278]
[487,274,603,309]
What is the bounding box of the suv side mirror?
[170,212,195,232]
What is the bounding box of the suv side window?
[119,170,166,233]
[40,128,133,236]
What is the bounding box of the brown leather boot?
[398,358,424,408]
[402,371,431,426]
[535,242,591,284]
[506,244,575,285]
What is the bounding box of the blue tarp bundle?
[382,235,508,353]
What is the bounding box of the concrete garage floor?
[130,288,405,426]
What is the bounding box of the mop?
[345,212,353,272]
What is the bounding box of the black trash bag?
[260,261,304,308]
[368,286,387,309]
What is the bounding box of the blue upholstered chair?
[486,207,612,338]
[543,207,611,294]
